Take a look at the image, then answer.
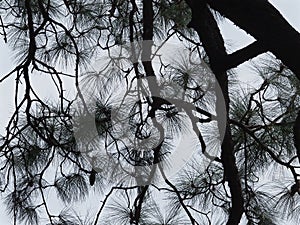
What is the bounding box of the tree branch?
[223,41,268,71]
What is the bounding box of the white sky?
[0,0,299,224]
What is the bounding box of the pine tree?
[0,1,300,224]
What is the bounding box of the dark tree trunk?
[205,0,300,174]
[186,1,244,224]
[186,0,300,224]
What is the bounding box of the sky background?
[0,0,300,224]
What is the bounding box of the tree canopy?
[0,0,300,225]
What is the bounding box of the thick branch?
[206,0,300,79]
[224,41,268,71]
[142,0,159,96]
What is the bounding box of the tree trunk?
[186,0,300,224]
[205,0,300,173]
[186,1,244,224]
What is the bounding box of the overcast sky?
[0,1,299,224]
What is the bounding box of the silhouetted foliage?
[0,1,300,225]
